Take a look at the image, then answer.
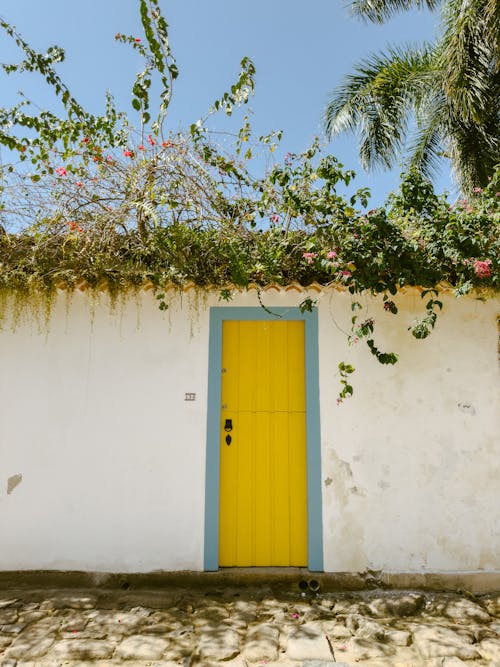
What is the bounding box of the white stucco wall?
[317,289,500,574]
[0,286,498,573]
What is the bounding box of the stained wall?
[0,287,498,573]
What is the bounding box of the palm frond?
[439,0,499,124]
[348,0,439,23]
[325,44,438,171]
[441,102,500,191]
[326,0,499,195]
[407,92,445,179]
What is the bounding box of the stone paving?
[1,586,499,666]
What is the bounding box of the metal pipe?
[308,579,320,592]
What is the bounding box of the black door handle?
[224,419,233,432]
[225,434,232,446]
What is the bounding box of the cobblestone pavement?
[1,586,499,666]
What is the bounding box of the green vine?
[409,289,443,339]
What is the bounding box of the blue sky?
[0,1,454,205]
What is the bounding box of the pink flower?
[341,270,352,277]
[147,135,156,146]
[55,167,67,176]
[270,214,280,223]
[123,150,133,157]
[138,145,145,151]
[76,181,83,187]
[106,155,113,162]
[82,137,90,144]
[473,259,492,278]
[292,613,299,619]
[135,38,141,42]
[473,187,482,193]
[327,251,337,259]
[303,252,317,264]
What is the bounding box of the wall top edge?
[7,280,497,298]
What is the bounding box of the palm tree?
[324,0,500,193]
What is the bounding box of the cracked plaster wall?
[319,290,500,574]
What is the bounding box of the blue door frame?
[204,306,323,571]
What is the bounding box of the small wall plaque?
[185,392,196,401]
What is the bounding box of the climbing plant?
[0,1,498,400]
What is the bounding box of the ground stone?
[242,623,279,662]
[198,627,240,661]
[192,604,230,627]
[17,611,45,625]
[232,599,259,624]
[342,637,396,662]
[60,627,108,640]
[413,625,479,660]
[369,594,425,617]
[0,610,18,624]
[86,611,145,635]
[322,621,352,639]
[49,639,115,660]
[44,595,97,610]
[285,623,333,661]
[0,635,14,649]
[128,606,152,618]
[0,588,498,667]
[140,622,171,634]
[115,635,169,660]
[444,598,491,624]
[4,636,54,660]
[477,637,500,661]
[27,617,62,635]
[484,595,500,617]
[60,616,90,633]
[386,629,412,646]
[0,600,18,609]
[354,618,387,640]
[0,625,26,635]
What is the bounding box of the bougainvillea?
[0,0,498,400]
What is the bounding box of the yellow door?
[219,320,307,566]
